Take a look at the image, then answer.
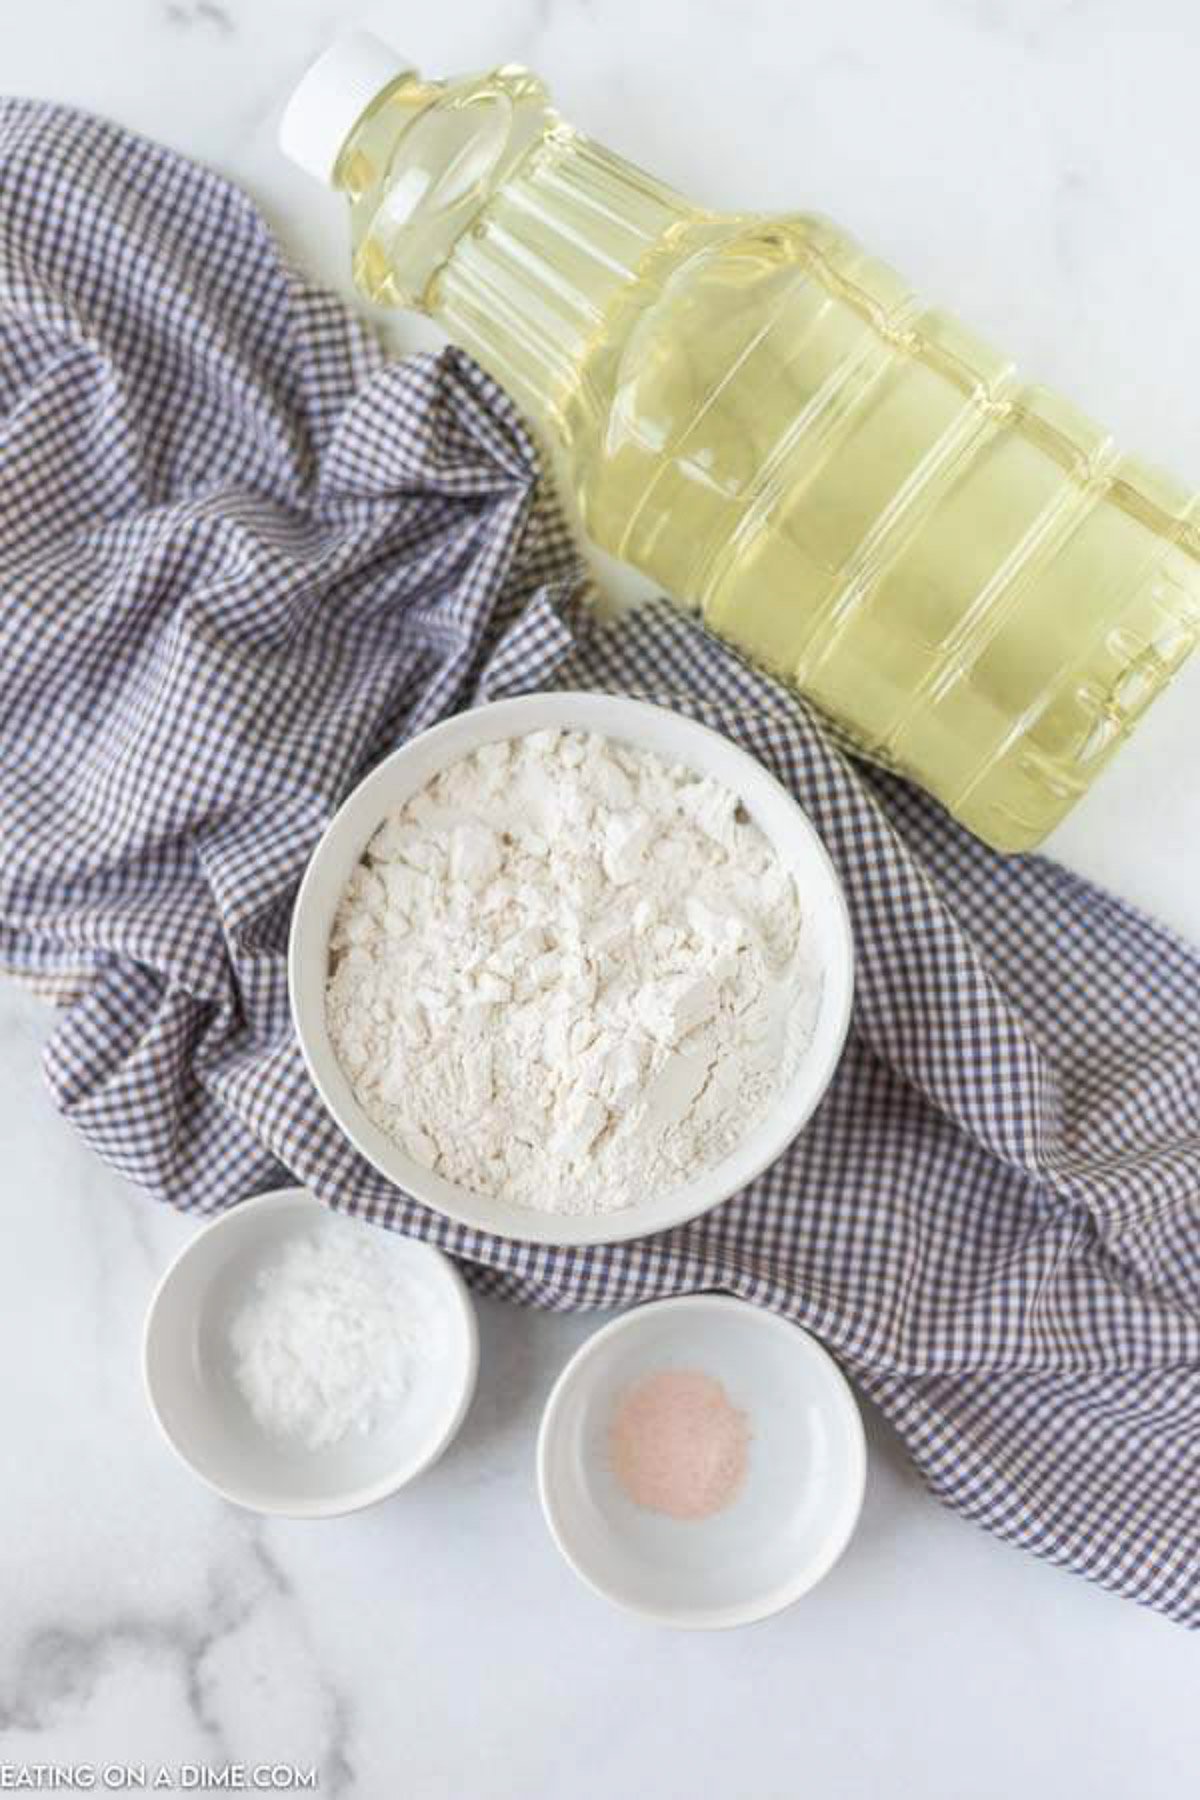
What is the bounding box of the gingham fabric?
[1,101,1197,1626]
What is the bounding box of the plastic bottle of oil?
[280,32,1200,852]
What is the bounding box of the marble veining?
[1,3,1197,1794]
[163,3,235,36]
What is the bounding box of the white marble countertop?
[3,1,1197,1793]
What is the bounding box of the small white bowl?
[537,1296,866,1629]
[143,1187,478,1517]
[289,692,855,1247]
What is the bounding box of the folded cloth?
[1,99,1197,1626]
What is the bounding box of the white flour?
[325,730,821,1214]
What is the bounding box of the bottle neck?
[426,130,693,431]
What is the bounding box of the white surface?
[1,0,1196,1792]
[291,693,854,1245]
[144,1189,479,1516]
[537,1296,866,1628]
[0,992,1195,1791]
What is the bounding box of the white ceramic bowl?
[290,692,854,1246]
[537,1295,866,1628]
[143,1187,478,1516]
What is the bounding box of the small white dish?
[289,691,855,1247]
[143,1187,478,1517]
[537,1295,866,1629]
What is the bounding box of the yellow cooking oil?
[291,48,1200,852]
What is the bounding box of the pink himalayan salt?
[608,1368,751,1521]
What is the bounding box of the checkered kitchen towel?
[1,100,1197,1624]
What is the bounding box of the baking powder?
[229,1223,443,1449]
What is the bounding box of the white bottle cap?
[279,30,414,186]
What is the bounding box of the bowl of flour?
[290,694,854,1246]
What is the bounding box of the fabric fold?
[0,98,1197,1626]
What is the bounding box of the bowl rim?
[141,1186,480,1518]
[288,691,855,1247]
[535,1293,868,1630]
